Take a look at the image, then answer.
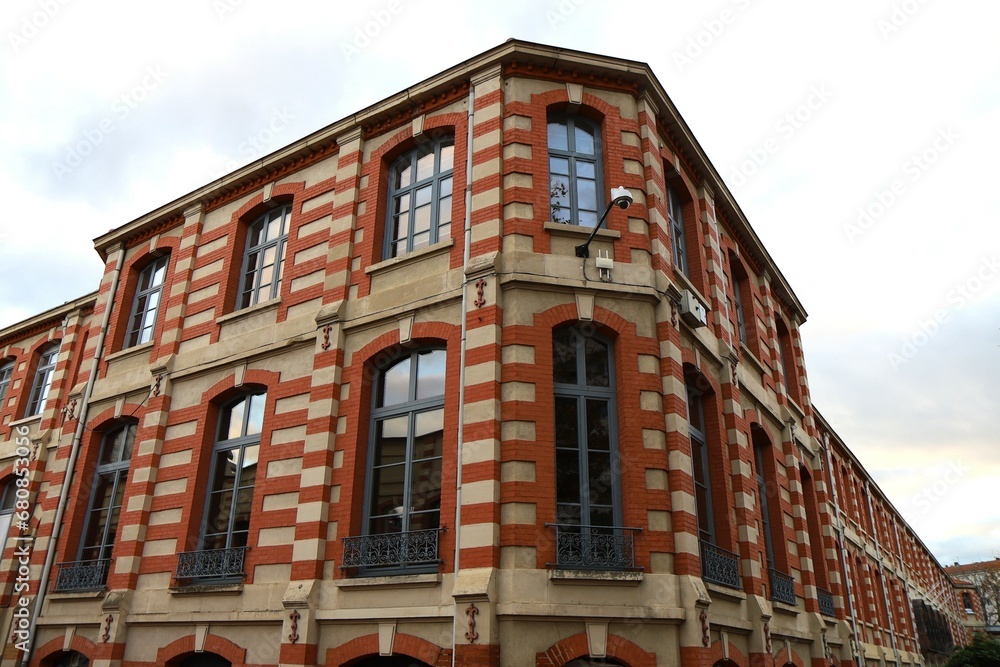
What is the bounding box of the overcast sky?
[1,1,997,566]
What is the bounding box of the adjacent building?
[0,40,983,667]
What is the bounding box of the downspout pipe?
[23,244,126,665]
[821,432,865,667]
[451,78,475,667]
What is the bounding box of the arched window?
[173,654,231,667]
[178,391,265,584]
[385,137,454,258]
[0,481,17,548]
[46,651,89,667]
[0,359,13,406]
[668,182,688,276]
[548,114,603,226]
[754,425,795,605]
[125,254,169,348]
[238,205,290,309]
[686,378,714,546]
[349,349,445,572]
[551,325,633,570]
[728,251,751,346]
[203,392,265,552]
[26,342,59,417]
[56,423,136,591]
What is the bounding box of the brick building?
[0,40,982,667]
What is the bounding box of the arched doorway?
[349,657,433,667]
[46,652,89,667]
[567,660,626,666]
[173,653,232,667]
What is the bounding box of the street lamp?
[574,186,633,258]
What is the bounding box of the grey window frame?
[0,360,13,407]
[237,205,291,310]
[552,326,622,530]
[0,482,16,548]
[548,113,604,227]
[363,349,446,549]
[668,183,688,276]
[77,423,136,565]
[686,382,715,545]
[754,441,777,569]
[198,392,266,552]
[384,137,455,259]
[125,254,169,348]
[26,343,59,417]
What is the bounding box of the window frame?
[0,360,13,407]
[362,349,446,549]
[0,481,17,549]
[237,205,291,310]
[686,382,715,545]
[552,325,622,530]
[668,183,688,276]
[198,391,266,553]
[26,343,59,417]
[384,137,455,259]
[125,254,170,348]
[547,113,604,227]
[77,423,136,567]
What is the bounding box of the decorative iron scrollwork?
[175,545,249,582]
[817,586,835,617]
[54,559,110,592]
[768,567,796,605]
[341,528,441,570]
[547,524,641,570]
[700,540,741,589]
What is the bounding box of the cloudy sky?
[1,1,997,565]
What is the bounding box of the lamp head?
[611,186,633,209]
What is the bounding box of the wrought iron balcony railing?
[769,567,797,605]
[547,524,642,571]
[341,528,441,571]
[700,540,741,589]
[175,545,249,583]
[817,586,836,617]
[53,559,110,592]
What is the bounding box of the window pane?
[416,350,446,400]
[206,489,234,535]
[396,161,412,188]
[413,204,432,234]
[439,196,452,227]
[222,398,246,440]
[584,337,609,387]
[408,509,440,531]
[577,177,597,214]
[550,174,570,209]
[574,123,595,154]
[438,221,451,242]
[374,416,408,466]
[440,143,454,172]
[211,449,239,493]
[246,394,265,436]
[412,231,429,250]
[549,156,569,176]
[587,451,613,506]
[577,161,595,179]
[554,396,579,450]
[241,444,259,476]
[547,121,568,151]
[266,211,282,240]
[233,486,254,532]
[370,464,405,524]
[577,210,597,227]
[556,448,580,505]
[589,505,613,528]
[415,184,432,207]
[381,357,411,407]
[557,503,580,525]
[394,212,410,241]
[413,409,444,459]
[440,175,453,198]
[416,151,435,182]
[552,329,577,385]
[585,399,610,451]
[409,458,442,512]
[247,222,263,248]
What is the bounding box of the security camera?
[611,186,633,209]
